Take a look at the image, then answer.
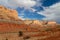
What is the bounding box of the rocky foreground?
[0,5,60,40]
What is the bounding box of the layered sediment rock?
[0,5,19,20]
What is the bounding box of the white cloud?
[0,0,36,9]
[38,2,60,22]
[0,0,37,20]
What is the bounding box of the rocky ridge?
[0,5,19,20]
[0,5,60,40]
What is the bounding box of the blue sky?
[0,0,60,23]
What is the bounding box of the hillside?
[0,5,20,20]
[0,5,60,40]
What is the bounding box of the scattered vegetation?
[45,28,52,31]
[18,31,23,37]
[57,25,60,28]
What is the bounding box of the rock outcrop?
[48,21,56,25]
[0,5,27,32]
[0,5,19,20]
[24,20,57,28]
[0,5,59,40]
[24,20,43,25]
[24,20,45,28]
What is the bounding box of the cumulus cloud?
[38,2,60,22]
[0,0,36,9]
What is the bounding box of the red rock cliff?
[0,5,19,20]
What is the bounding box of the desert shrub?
[18,31,23,37]
[55,25,60,31]
[45,28,52,31]
[58,29,60,31]
[57,25,60,28]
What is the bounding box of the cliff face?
[0,5,59,40]
[24,20,57,28]
[0,5,27,32]
[24,20,43,25]
[24,20,56,25]
[0,5,19,20]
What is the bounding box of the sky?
[0,0,60,23]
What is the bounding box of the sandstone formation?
[0,5,59,40]
[0,5,19,20]
[24,20,43,25]
[48,21,56,25]
[24,20,56,26]
[24,20,33,25]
